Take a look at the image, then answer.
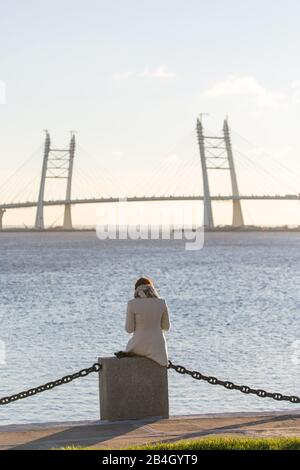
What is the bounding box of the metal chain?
[2,359,300,407]
[168,360,300,404]
[0,362,101,406]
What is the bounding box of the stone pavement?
[2,412,300,450]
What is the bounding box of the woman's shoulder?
[129,297,166,304]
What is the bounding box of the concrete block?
[99,356,169,421]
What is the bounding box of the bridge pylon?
[196,118,214,229]
[196,116,244,228]
[63,133,75,230]
[0,209,6,230]
[35,131,76,230]
[35,131,51,230]
[223,118,244,227]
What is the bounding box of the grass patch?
[61,437,300,450]
[130,437,300,450]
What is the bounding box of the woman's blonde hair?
[135,277,153,290]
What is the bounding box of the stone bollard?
[98,356,169,421]
[0,209,5,231]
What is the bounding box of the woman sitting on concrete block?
[116,277,170,367]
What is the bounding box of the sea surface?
[1,232,300,426]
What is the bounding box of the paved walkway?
[2,412,300,450]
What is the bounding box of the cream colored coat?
[125,298,170,366]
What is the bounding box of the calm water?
[1,232,300,425]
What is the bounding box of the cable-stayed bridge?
[0,117,299,230]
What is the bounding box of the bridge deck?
[1,195,300,210]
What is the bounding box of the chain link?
[168,360,300,404]
[2,359,300,407]
[0,363,101,406]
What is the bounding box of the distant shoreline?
[1,226,300,233]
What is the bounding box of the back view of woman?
[125,277,170,367]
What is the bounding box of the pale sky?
[1,0,300,227]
